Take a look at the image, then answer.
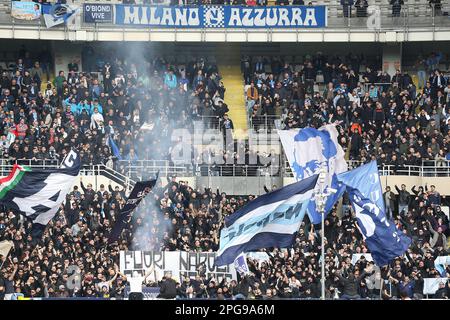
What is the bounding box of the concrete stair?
[217,44,248,140]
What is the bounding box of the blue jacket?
[164,74,178,89]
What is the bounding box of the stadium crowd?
[243,53,450,168]
[0,46,449,300]
[0,45,231,171]
[1,46,449,176]
[0,175,449,299]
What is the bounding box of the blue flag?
[337,161,411,266]
[216,175,318,266]
[42,4,80,28]
[278,125,348,224]
[234,253,250,276]
[109,136,123,160]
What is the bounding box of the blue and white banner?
[434,256,450,277]
[279,124,348,224]
[216,174,318,266]
[337,161,411,266]
[423,278,448,295]
[115,5,327,28]
[42,4,80,28]
[84,4,113,23]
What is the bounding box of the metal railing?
[0,158,448,181]
[0,158,61,177]
[0,160,136,189]
[249,115,281,132]
[197,164,281,177]
[80,164,136,190]
[116,159,192,181]
[285,159,450,177]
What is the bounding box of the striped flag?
[216,175,318,266]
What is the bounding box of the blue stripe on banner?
[216,232,296,266]
[216,195,310,266]
[225,174,318,227]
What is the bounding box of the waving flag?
[109,136,123,161]
[42,3,80,28]
[434,256,450,277]
[0,150,80,237]
[0,240,13,259]
[234,253,250,276]
[216,175,318,266]
[337,161,411,266]
[278,124,347,224]
[108,174,158,244]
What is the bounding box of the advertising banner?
[115,5,327,28]
[84,4,113,23]
[11,2,41,21]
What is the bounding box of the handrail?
[284,160,450,177]
[0,161,136,189]
[0,159,447,178]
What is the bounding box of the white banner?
[0,240,13,258]
[120,251,237,283]
[423,278,448,295]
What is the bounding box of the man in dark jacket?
[336,269,366,299]
[350,128,363,160]
[395,184,411,216]
[341,0,354,17]
[80,177,96,206]
[433,282,448,299]
[158,272,177,299]
[383,186,396,219]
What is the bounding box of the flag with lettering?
[216,175,318,266]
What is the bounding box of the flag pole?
[318,167,326,300]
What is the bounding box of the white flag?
[0,240,13,258]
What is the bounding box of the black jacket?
[159,278,177,299]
